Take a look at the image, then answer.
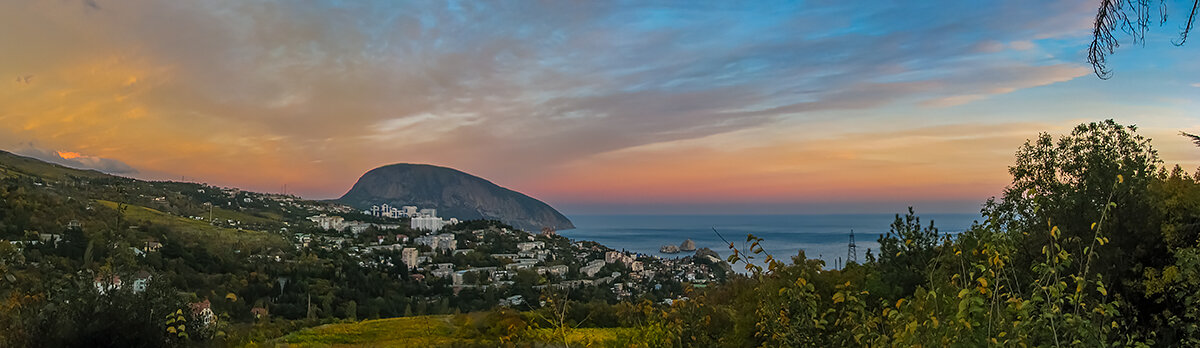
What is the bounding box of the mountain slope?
[0,150,115,181]
[337,164,574,231]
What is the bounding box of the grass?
[526,327,637,347]
[275,316,484,347]
[263,315,638,348]
[96,200,289,252]
[206,204,280,226]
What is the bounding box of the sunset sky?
[2,0,1198,215]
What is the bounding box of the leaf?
[832,292,845,304]
[1117,174,1124,183]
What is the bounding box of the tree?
[1183,132,1200,147]
[1090,0,1199,78]
[984,119,1180,342]
[873,207,941,300]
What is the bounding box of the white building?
[538,265,569,276]
[415,234,456,252]
[517,242,545,252]
[581,260,606,277]
[411,216,448,232]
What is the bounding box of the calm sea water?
[559,214,980,268]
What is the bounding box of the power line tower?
[847,229,858,265]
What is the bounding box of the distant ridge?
[0,150,116,180]
[337,163,574,231]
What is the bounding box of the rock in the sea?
[680,238,696,251]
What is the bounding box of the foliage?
[3,120,1200,346]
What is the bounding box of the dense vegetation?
[398,120,1200,347]
[596,120,1200,347]
[1,119,1198,347]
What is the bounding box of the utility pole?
[847,229,858,265]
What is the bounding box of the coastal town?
[297,204,730,307]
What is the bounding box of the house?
[251,307,269,320]
[38,233,62,246]
[132,271,152,293]
[93,275,122,294]
[191,300,216,328]
[499,295,524,307]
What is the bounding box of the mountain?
[336,164,574,231]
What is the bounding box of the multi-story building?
[581,260,606,277]
[415,233,456,252]
[402,248,419,269]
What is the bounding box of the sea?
[558,214,981,269]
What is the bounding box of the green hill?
[0,150,115,181]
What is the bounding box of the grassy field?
[206,204,281,226]
[525,327,639,347]
[96,200,289,252]
[256,315,639,347]
[273,316,485,347]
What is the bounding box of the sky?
[1,0,1198,215]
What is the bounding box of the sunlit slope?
[96,200,288,252]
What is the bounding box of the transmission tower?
[847,229,858,265]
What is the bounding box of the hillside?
[0,150,116,181]
[337,163,574,231]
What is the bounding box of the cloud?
[920,64,1090,107]
[13,144,138,174]
[1010,40,1036,50]
[0,0,1125,200]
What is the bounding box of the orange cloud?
[56,151,82,159]
[522,122,1063,206]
